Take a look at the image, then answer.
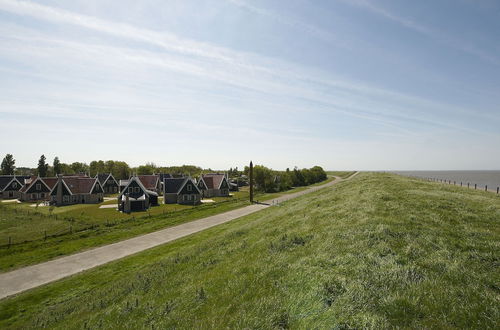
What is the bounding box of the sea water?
[392,170,500,191]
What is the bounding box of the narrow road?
[0,172,358,300]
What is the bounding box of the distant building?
[118,179,129,193]
[0,176,26,199]
[164,177,201,205]
[197,173,230,198]
[118,176,159,213]
[95,173,119,194]
[50,176,104,206]
[19,176,58,202]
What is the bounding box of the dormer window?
[134,187,140,193]
[187,185,192,191]
[12,182,17,188]
[128,187,133,193]
[36,183,41,190]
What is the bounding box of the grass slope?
[0,181,330,272]
[1,173,499,329]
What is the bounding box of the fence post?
[468,183,470,188]
[485,185,488,192]
[460,182,462,186]
[497,187,499,194]
[474,184,477,190]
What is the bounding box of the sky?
[0,0,499,170]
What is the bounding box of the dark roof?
[158,173,173,182]
[96,173,110,185]
[0,176,17,190]
[164,178,187,194]
[62,177,98,194]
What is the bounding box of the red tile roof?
[201,174,225,189]
[43,178,58,190]
[137,175,159,190]
[62,177,97,194]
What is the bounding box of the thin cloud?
[341,0,500,65]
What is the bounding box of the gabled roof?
[95,173,117,186]
[201,173,227,189]
[164,178,187,194]
[118,177,158,199]
[137,175,159,190]
[19,176,57,193]
[164,177,200,195]
[61,177,99,194]
[43,178,58,190]
[0,176,23,191]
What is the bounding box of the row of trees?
[1,154,211,180]
[244,165,327,193]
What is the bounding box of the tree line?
[1,154,327,191]
[243,164,327,193]
[1,154,208,180]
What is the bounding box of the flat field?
[1,172,498,328]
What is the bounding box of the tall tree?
[37,154,48,177]
[53,157,62,175]
[1,154,15,175]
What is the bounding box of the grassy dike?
[1,172,498,328]
[0,178,337,272]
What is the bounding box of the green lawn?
[1,172,498,329]
[0,180,331,272]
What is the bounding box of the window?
[128,187,133,193]
[134,187,140,193]
[32,193,37,199]
[36,184,41,190]
[63,195,69,202]
[72,195,77,202]
[40,193,45,198]
[12,182,17,189]
[113,187,117,193]
[187,185,192,192]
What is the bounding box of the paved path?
[0,172,357,300]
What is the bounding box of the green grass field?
[0,181,331,272]
[1,172,498,328]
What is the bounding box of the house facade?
[0,176,25,199]
[95,173,119,194]
[164,177,201,205]
[19,176,58,202]
[197,173,230,198]
[50,177,104,206]
[117,176,159,213]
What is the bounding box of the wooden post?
[460,182,462,186]
[485,185,487,192]
[497,187,499,194]
[474,184,477,190]
[468,183,470,188]
[249,161,254,203]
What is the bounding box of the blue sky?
[0,0,499,170]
